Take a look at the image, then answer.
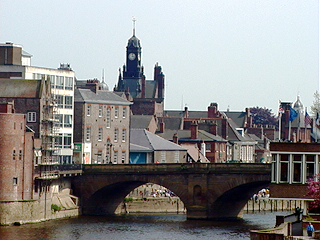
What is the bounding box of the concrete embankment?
[115,197,186,214]
[244,198,311,213]
[0,194,79,226]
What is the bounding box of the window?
[55,134,63,148]
[114,128,119,142]
[63,134,72,148]
[55,114,63,127]
[13,177,18,185]
[19,150,23,160]
[65,96,72,109]
[98,127,103,141]
[175,151,179,163]
[56,95,64,108]
[161,151,166,163]
[115,107,119,118]
[86,127,91,141]
[99,105,103,117]
[64,114,72,128]
[106,108,111,128]
[97,150,102,164]
[293,154,302,183]
[106,139,111,163]
[49,75,55,89]
[56,76,64,89]
[122,129,126,142]
[306,155,316,181]
[27,112,36,122]
[13,150,16,160]
[87,105,91,116]
[122,107,126,118]
[280,154,289,182]
[113,151,118,163]
[121,151,126,163]
[65,77,73,90]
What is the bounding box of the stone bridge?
[71,163,271,220]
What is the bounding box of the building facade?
[74,80,132,164]
[0,42,75,164]
[0,102,35,201]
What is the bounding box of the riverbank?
[115,197,186,214]
[0,194,79,226]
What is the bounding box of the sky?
[0,0,319,114]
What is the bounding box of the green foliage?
[250,107,278,130]
[123,197,133,202]
[51,204,61,212]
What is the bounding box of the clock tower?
[114,19,165,116]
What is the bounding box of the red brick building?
[0,102,36,201]
[270,142,320,198]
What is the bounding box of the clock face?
[128,53,136,61]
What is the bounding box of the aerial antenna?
[132,16,136,36]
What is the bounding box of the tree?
[249,107,278,130]
[311,91,320,117]
[306,175,320,213]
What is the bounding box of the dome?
[100,80,109,91]
[127,35,141,48]
[293,96,303,111]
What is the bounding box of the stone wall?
[115,197,186,214]
[0,195,79,225]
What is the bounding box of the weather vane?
[132,16,136,36]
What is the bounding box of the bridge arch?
[72,163,271,219]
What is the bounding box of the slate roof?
[223,111,247,128]
[130,129,186,152]
[164,110,208,118]
[157,129,227,142]
[131,115,154,129]
[226,118,256,143]
[0,79,42,98]
[74,88,131,105]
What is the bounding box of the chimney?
[173,133,178,144]
[184,106,189,118]
[190,121,198,139]
[0,42,22,65]
[208,103,218,118]
[200,141,206,156]
[209,122,218,135]
[141,75,146,98]
[86,79,100,93]
[245,108,252,127]
[159,118,165,133]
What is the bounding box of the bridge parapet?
[82,163,271,175]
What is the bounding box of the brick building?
[270,142,320,198]
[74,80,132,164]
[0,102,36,201]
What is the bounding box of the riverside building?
[0,42,75,164]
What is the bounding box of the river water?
[0,211,291,240]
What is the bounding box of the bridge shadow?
[85,181,148,215]
[209,181,269,220]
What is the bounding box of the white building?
[0,42,75,164]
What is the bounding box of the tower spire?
[132,16,136,36]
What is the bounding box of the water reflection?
[0,212,291,240]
